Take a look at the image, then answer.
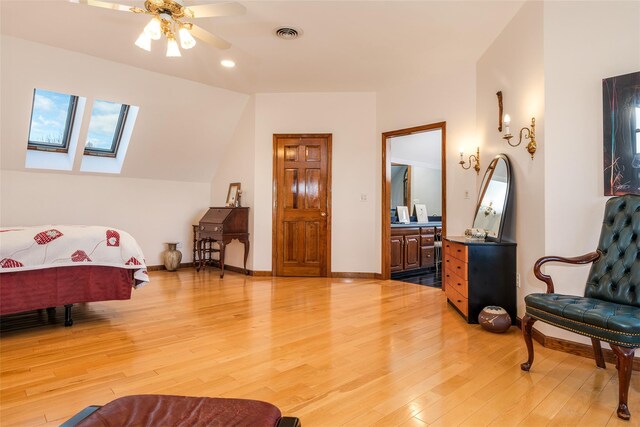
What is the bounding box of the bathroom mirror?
[389,130,443,222]
[472,154,512,241]
[391,164,410,210]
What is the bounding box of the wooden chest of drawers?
[443,237,516,324]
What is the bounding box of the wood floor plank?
[1,270,638,426]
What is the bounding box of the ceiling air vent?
[275,27,302,40]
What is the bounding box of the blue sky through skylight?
[86,100,123,150]
[28,89,73,146]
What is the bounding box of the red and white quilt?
[0,225,149,287]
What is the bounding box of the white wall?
[1,36,248,183]
[476,0,640,345]
[542,1,640,341]
[210,96,256,269]
[0,36,253,266]
[377,64,478,237]
[253,92,378,273]
[0,170,209,265]
[476,1,545,318]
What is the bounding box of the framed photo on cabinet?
[414,204,428,222]
[226,183,241,207]
[397,206,410,224]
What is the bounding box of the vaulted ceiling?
[1,1,524,94]
[1,0,524,184]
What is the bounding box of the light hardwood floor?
[1,270,638,426]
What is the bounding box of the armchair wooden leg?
[520,313,537,371]
[611,344,635,420]
[591,338,606,369]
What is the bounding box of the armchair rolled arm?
[533,251,600,294]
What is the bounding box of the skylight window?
[84,100,131,157]
[27,89,78,153]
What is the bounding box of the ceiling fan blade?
[189,24,231,50]
[70,0,136,13]
[185,2,246,19]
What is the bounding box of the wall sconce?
[503,115,537,159]
[459,147,481,174]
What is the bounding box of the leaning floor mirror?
[472,154,514,242]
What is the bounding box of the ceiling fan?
[71,0,246,57]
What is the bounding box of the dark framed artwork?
[603,71,640,195]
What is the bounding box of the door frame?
[272,133,332,277]
[381,122,446,280]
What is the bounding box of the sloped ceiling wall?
[0,36,249,265]
[1,36,249,182]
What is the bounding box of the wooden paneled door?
[273,134,331,277]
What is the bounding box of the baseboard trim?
[251,271,273,277]
[331,272,377,279]
[148,267,376,278]
[147,262,194,271]
[516,317,639,371]
[148,263,267,276]
[197,263,264,276]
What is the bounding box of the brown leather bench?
[61,395,301,427]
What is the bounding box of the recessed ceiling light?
[221,59,236,68]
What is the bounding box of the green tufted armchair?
[521,195,640,420]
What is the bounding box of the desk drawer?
[421,246,434,267]
[421,235,434,246]
[444,240,468,262]
[444,272,468,298]
[444,255,467,281]
[200,223,224,233]
[420,227,435,235]
[446,284,468,317]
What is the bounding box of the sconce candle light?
[502,114,537,159]
[459,147,481,174]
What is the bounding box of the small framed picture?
[397,206,410,224]
[226,182,241,207]
[414,204,428,222]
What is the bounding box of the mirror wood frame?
[473,153,512,242]
[381,122,446,280]
[391,163,412,208]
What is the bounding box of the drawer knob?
[200,226,204,230]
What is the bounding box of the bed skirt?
[0,266,133,316]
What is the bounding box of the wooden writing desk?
[193,207,249,278]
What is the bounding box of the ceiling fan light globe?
[144,17,162,40]
[134,32,152,51]
[166,38,182,57]
[179,27,196,49]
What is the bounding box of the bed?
[0,226,148,326]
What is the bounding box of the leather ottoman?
[61,394,301,427]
